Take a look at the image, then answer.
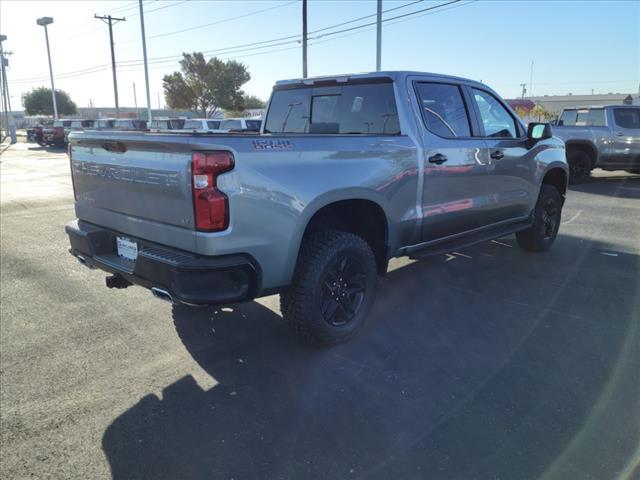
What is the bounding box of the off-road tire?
[567,150,592,184]
[516,184,562,252]
[280,231,377,346]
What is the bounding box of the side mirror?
[527,122,552,142]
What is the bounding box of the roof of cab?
[274,70,485,88]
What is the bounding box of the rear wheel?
[567,150,592,184]
[516,184,562,252]
[280,231,377,346]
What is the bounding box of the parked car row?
[26,116,263,147]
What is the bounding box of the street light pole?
[138,0,152,123]
[36,17,58,120]
[302,0,307,78]
[376,0,382,71]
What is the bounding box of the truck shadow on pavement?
[102,233,639,480]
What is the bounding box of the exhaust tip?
[151,287,174,304]
[76,255,95,269]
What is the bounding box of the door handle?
[428,153,448,165]
[490,150,504,160]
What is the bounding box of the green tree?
[163,52,250,117]
[22,87,77,116]
[243,94,266,109]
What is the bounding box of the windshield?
[264,82,400,134]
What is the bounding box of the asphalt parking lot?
[1,140,639,480]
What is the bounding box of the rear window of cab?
[264,82,400,135]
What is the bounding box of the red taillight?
[192,151,234,231]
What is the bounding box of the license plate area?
[116,236,138,261]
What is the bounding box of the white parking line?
[562,210,582,225]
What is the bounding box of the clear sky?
[1,0,638,110]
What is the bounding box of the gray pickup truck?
[66,71,568,345]
[553,105,640,182]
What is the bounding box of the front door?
[609,107,640,169]
[468,87,536,224]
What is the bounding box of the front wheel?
[280,231,378,346]
[516,184,562,252]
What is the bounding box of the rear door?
[609,107,640,168]
[413,81,494,241]
[467,87,535,223]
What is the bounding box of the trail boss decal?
[252,139,293,151]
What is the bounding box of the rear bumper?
[66,219,260,306]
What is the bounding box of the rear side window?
[472,88,518,138]
[264,82,400,135]
[613,108,640,129]
[415,82,471,138]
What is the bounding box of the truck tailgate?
[70,134,197,249]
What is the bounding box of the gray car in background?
[553,105,640,182]
[66,71,568,345]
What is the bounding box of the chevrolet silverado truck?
[66,71,568,345]
[553,105,640,183]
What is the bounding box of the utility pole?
[376,0,382,71]
[529,60,534,98]
[0,34,16,143]
[520,83,527,99]
[0,43,7,142]
[36,17,58,120]
[95,14,125,118]
[302,0,307,78]
[139,0,152,123]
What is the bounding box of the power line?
[13,0,470,84]
[61,1,180,41]
[310,0,462,40]
[127,0,298,43]
[117,0,446,65]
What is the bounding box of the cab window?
[414,82,471,138]
[613,108,640,129]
